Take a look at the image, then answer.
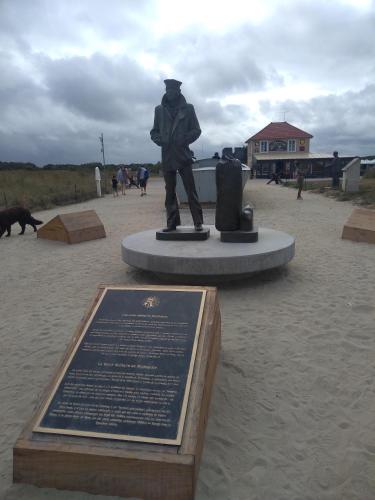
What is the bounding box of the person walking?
[122,166,129,190]
[330,151,341,188]
[267,172,282,185]
[137,166,149,196]
[117,166,125,195]
[296,166,305,200]
[111,174,119,197]
[127,170,139,189]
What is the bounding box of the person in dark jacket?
[150,79,203,232]
[330,151,341,188]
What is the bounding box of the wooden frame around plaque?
[33,286,207,446]
[13,285,221,500]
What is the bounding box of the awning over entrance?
[254,152,354,161]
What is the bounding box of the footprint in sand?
[351,304,375,314]
[338,421,350,429]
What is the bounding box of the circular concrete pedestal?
[122,226,295,282]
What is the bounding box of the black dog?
[0,206,43,238]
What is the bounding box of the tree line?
[0,161,162,174]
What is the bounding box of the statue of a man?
[150,79,203,232]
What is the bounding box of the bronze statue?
[215,157,257,243]
[240,205,254,231]
[150,79,203,232]
[215,157,243,231]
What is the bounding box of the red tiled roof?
[246,122,313,142]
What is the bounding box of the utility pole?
[99,133,106,165]
[99,133,107,192]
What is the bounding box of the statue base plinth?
[122,226,295,283]
[156,227,210,241]
[220,227,258,243]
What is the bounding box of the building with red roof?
[248,122,313,142]
[245,121,354,178]
[246,122,313,165]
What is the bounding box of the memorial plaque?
[14,285,221,500]
[34,286,206,445]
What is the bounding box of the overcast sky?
[0,0,374,165]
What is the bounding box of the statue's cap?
[164,79,182,90]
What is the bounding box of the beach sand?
[1,178,375,500]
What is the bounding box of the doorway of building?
[276,160,284,177]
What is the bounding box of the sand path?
[1,178,375,500]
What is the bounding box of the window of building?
[288,139,296,152]
[260,141,268,152]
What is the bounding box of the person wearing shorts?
[138,166,148,196]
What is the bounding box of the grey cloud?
[156,30,277,98]
[262,84,375,155]
[251,1,375,87]
[0,52,40,106]
[0,1,375,164]
[38,53,162,123]
[0,1,83,49]
[121,0,375,89]
[0,47,164,163]
[161,1,375,96]
[0,122,160,166]
[0,0,154,53]
[76,0,155,41]
[192,97,247,123]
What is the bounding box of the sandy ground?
[1,178,375,500]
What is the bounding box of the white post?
[95,166,102,197]
[341,158,360,192]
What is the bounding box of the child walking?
[112,174,119,197]
[138,166,149,196]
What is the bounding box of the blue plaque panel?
[34,287,206,445]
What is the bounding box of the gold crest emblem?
[142,296,160,308]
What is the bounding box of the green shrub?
[364,168,375,179]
